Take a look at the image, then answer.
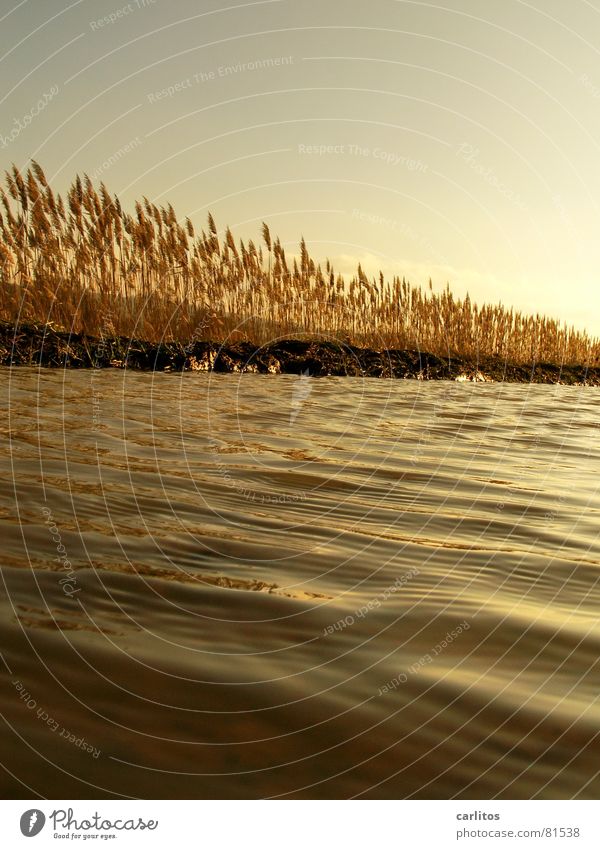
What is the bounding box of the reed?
[0,162,597,365]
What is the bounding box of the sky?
[2,0,600,333]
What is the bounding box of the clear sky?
[2,0,600,333]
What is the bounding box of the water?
[1,367,599,799]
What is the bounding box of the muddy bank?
[1,322,599,384]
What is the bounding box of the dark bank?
[2,322,600,385]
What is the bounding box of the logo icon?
[20,810,45,837]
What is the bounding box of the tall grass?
[0,162,597,365]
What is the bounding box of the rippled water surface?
[1,367,599,798]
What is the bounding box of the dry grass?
[0,162,597,365]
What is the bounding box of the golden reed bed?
[0,163,597,366]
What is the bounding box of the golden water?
[1,368,599,798]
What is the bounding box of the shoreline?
[1,323,599,385]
